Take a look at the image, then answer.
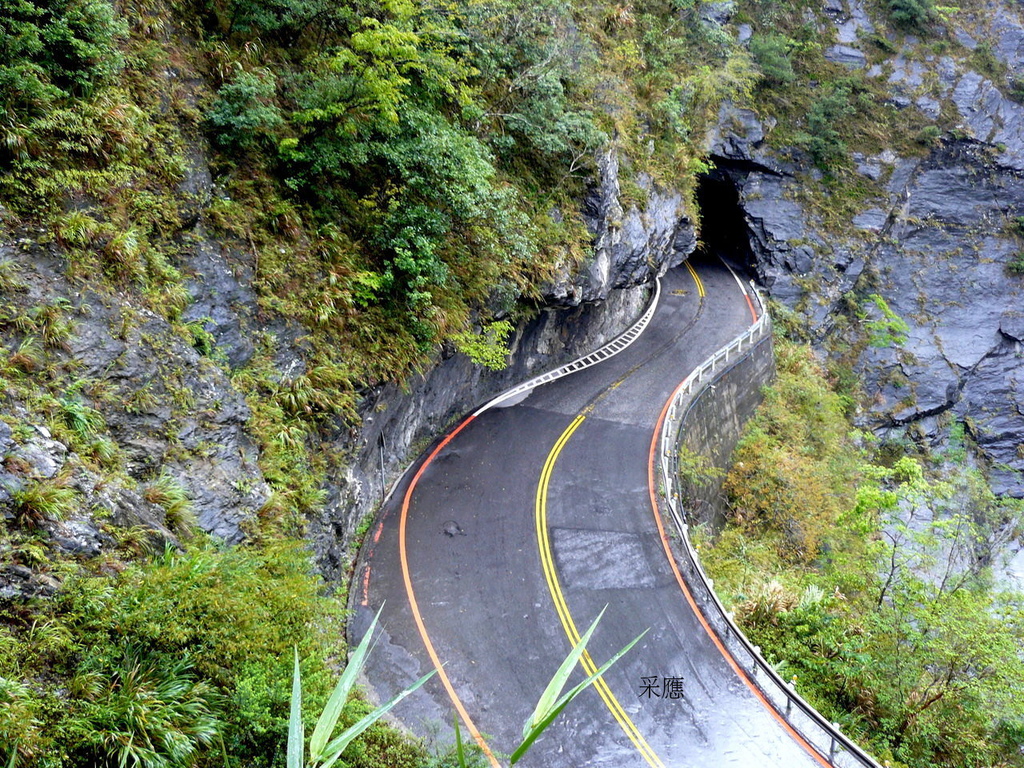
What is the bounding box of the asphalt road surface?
[356,255,826,768]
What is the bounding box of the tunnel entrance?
[694,169,757,278]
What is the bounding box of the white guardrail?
[656,287,884,768]
[475,279,663,415]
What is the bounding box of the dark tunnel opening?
[694,169,758,280]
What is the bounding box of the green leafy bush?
[750,34,796,85]
[208,69,284,150]
[915,125,942,147]
[9,478,77,524]
[0,539,353,767]
[798,82,857,168]
[452,320,514,371]
[142,472,195,534]
[67,656,221,768]
[0,0,125,120]
[887,0,936,33]
[860,293,909,348]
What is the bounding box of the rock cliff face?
[0,238,270,558]
[0,141,697,584]
[310,147,698,579]
[540,149,695,306]
[706,0,1024,498]
[11,0,1024,586]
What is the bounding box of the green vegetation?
[700,339,1024,768]
[142,472,197,535]
[728,0,945,228]
[749,34,796,86]
[887,0,937,33]
[2,0,768,530]
[287,605,644,768]
[859,293,910,348]
[451,321,514,371]
[0,539,434,767]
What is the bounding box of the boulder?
[826,45,867,69]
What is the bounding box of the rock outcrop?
[548,148,696,305]
[705,1,1024,497]
[1,134,697,585]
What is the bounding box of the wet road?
[356,256,826,767]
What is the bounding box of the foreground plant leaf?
[511,607,647,765]
[288,603,436,768]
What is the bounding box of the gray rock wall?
[708,62,1024,497]
[1,138,698,581]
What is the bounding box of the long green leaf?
[287,647,303,768]
[317,668,436,768]
[510,624,649,765]
[309,605,385,761]
[522,605,607,736]
[454,713,467,768]
[509,691,576,764]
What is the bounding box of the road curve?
[356,255,824,767]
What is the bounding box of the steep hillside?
[706,0,1024,500]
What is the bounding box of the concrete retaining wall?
[677,333,774,524]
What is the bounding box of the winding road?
[355,255,827,767]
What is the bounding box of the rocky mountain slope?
[708,0,1024,502]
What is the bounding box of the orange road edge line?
[360,518,388,606]
[744,292,758,323]
[646,388,831,768]
[398,413,502,767]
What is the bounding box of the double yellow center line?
[685,260,705,298]
[535,413,666,768]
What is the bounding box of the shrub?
[915,125,942,147]
[58,396,104,442]
[799,82,857,168]
[0,539,350,766]
[1009,77,1024,104]
[451,320,513,371]
[859,293,909,348]
[208,69,284,151]
[750,34,796,86]
[0,0,126,120]
[67,656,221,768]
[887,0,936,33]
